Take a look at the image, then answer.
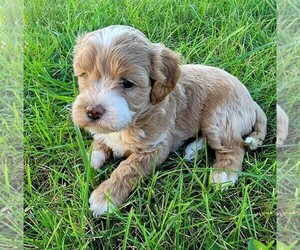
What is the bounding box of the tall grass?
[0,0,23,248]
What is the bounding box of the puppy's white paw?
[91,150,106,169]
[89,190,116,217]
[244,137,259,150]
[211,171,238,190]
[184,138,204,161]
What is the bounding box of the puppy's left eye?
[79,73,88,79]
[120,79,134,89]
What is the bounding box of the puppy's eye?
[120,79,134,89]
[79,73,88,79]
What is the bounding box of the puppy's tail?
[244,102,267,150]
[276,104,289,146]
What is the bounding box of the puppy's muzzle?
[86,104,106,120]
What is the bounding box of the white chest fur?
[93,128,147,157]
[95,133,128,157]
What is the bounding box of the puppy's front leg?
[89,149,167,217]
[91,140,112,169]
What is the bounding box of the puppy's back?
[174,64,261,140]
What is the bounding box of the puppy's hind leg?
[245,102,267,150]
[211,146,245,185]
[184,137,205,161]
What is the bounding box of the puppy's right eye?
[79,73,88,79]
[120,79,134,89]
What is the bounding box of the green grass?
[0,0,23,248]
[24,0,276,249]
[277,0,300,247]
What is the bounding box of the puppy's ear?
[150,44,181,104]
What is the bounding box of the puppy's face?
[72,25,181,134]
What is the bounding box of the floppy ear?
[150,44,181,104]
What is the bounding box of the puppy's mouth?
[87,118,131,134]
[72,91,135,134]
[72,105,134,134]
[72,110,132,133]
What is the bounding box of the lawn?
[24,0,276,249]
[0,0,23,249]
[277,0,300,247]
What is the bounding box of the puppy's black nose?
[86,105,105,120]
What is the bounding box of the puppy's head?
[72,25,181,133]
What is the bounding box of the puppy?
[72,25,267,217]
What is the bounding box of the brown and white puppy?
[72,25,267,217]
